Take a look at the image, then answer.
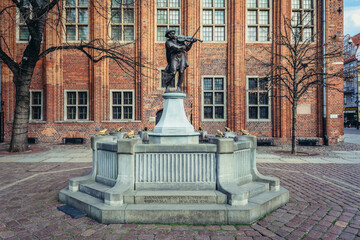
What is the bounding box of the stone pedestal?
[148,92,199,144]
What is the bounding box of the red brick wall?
[0,0,344,144]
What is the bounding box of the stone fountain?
[59,92,289,224]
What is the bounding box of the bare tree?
[0,0,144,152]
[251,16,343,154]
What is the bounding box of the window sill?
[202,41,227,44]
[29,120,46,124]
[247,119,271,122]
[246,41,272,44]
[54,120,94,123]
[101,120,141,123]
[201,119,227,122]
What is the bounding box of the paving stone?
[335,221,348,228]
[81,229,96,237]
[338,232,356,240]
[221,225,236,231]
[205,226,221,231]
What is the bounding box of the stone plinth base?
[148,133,199,144]
[149,92,199,144]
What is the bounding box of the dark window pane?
[113,92,121,105]
[124,106,133,119]
[19,26,30,41]
[66,0,75,6]
[249,107,258,119]
[78,26,88,41]
[66,9,76,23]
[260,107,269,119]
[157,27,167,41]
[113,106,122,119]
[204,78,213,90]
[249,92,258,104]
[169,0,180,7]
[112,26,122,41]
[78,107,87,119]
[259,78,269,90]
[259,92,268,104]
[78,0,88,7]
[112,0,121,7]
[204,106,213,119]
[125,0,134,6]
[215,78,224,90]
[67,107,76,119]
[204,92,213,104]
[215,106,224,119]
[32,92,41,105]
[78,9,88,23]
[249,78,257,90]
[66,26,76,41]
[215,92,224,104]
[112,9,122,23]
[78,92,87,105]
[124,26,134,41]
[124,92,133,104]
[67,92,76,105]
[124,9,134,23]
[32,107,41,120]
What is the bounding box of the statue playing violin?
[163,27,203,93]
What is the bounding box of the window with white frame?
[111,90,134,120]
[65,0,89,41]
[202,0,226,42]
[247,77,270,120]
[65,91,89,120]
[30,91,43,121]
[247,0,271,42]
[17,0,31,41]
[202,77,226,120]
[110,0,135,41]
[291,0,315,42]
[157,0,181,41]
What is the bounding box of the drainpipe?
[322,0,329,145]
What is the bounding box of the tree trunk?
[291,102,297,154]
[9,77,31,152]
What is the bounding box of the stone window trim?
[110,89,135,121]
[201,0,227,43]
[201,75,227,122]
[29,90,43,122]
[156,0,182,42]
[64,0,89,42]
[246,76,271,122]
[64,90,89,121]
[246,0,272,43]
[291,0,316,43]
[109,0,136,42]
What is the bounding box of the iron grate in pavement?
[57,205,87,219]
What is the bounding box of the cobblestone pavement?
[0,161,359,240]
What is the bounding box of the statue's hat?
[165,29,176,38]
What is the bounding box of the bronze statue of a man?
[164,29,200,93]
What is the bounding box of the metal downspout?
[322,0,329,145]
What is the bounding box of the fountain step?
[59,186,289,224]
[79,181,112,200]
[125,190,227,204]
[220,181,270,205]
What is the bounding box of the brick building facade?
[0,0,344,144]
